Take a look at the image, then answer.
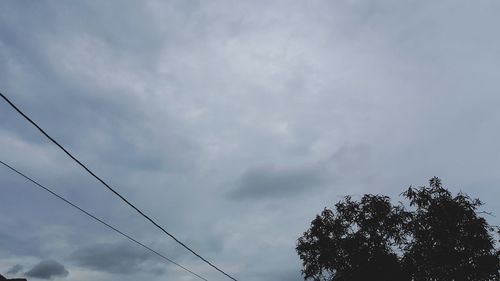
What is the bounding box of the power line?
[0,92,238,281]
[0,159,209,281]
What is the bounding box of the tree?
[296,177,499,281]
[296,194,411,281]
[402,178,499,281]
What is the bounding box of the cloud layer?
[229,163,327,200]
[6,265,23,275]
[70,242,162,275]
[1,1,500,281]
[25,260,68,280]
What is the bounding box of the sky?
[1,1,500,281]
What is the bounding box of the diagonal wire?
[0,92,238,281]
[0,159,209,281]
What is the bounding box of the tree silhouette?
[296,178,499,281]
[296,194,411,281]
[402,177,499,281]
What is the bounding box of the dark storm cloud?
[6,264,23,275]
[25,260,68,279]
[70,242,162,275]
[229,164,326,200]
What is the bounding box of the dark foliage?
[296,177,500,281]
[402,178,499,281]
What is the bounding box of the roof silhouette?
[0,274,27,281]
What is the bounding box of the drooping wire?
[0,92,238,281]
[0,159,209,281]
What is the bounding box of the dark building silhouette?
[0,274,27,281]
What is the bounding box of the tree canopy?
[296,177,499,281]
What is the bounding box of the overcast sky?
[1,1,500,281]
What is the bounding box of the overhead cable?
[0,159,209,281]
[0,92,237,281]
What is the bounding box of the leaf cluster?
[296,178,500,281]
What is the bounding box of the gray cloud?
[70,242,162,275]
[25,260,68,280]
[229,163,326,200]
[267,268,302,281]
[0,228,43,258]
[1,1,500,281]
[228,144,372,200]
[6,264,23,275]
